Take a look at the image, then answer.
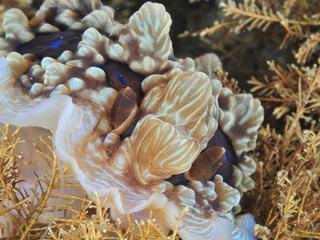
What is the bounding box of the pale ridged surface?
[126,2,172,74]
[34,0,113,34]
[174,185,196,206]
[231,155,257,199]
[65,59,87,68]
[214,175,241,212]
[3,9,34,43]
[218,87,264,157]
[55,9,78,28]
[105,38,126,62]
[239,155,257,176]
[75,89,106,114]
[82,10,114,34]
[154,201,234,240]
[65,77,86,92]
[57,50,73,63]
[232,165,255,193]
[41,57,58,70]
[0,57,16,96]
[38,23,60,33]
[178,209,233,240]
[115,115,202,184]
[0,38,13,57]
[44,62,71,86]
[28,64,45,79]
[6,52,30,78]
[194,53,222,79]
[0,57,30,119]
[98,87,118,114]
[189,181,218,209]
[177,57,196,72]
[141,69,180,94]
[210,79,222,118]
[30,83,45,95]
[77,28,106,64]
[57,0,102,13]
[50,84,70,97]
[84,67,106,84]
[232,213,257,240]
[141,71,216,147]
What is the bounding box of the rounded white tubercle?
[29,65,45,80]
[49,84,71,97]
[41,57,57,70]
[19,74,32,88]
[98,87,118,113]
[65,77,86,92]
[38,23,60,33]
[66,59,90,68]
[58,50,73,63]
[30,83,45,96]
[85,67,106,83]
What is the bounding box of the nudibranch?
[0,0,263,239]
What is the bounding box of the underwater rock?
[0,1,263,239]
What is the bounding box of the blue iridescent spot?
[113,72,127,84]
[176,175,182,184]
[128,125,135,135]
[223,149,232,163]
[46,40,63,48]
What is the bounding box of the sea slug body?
[0,1,264,239]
